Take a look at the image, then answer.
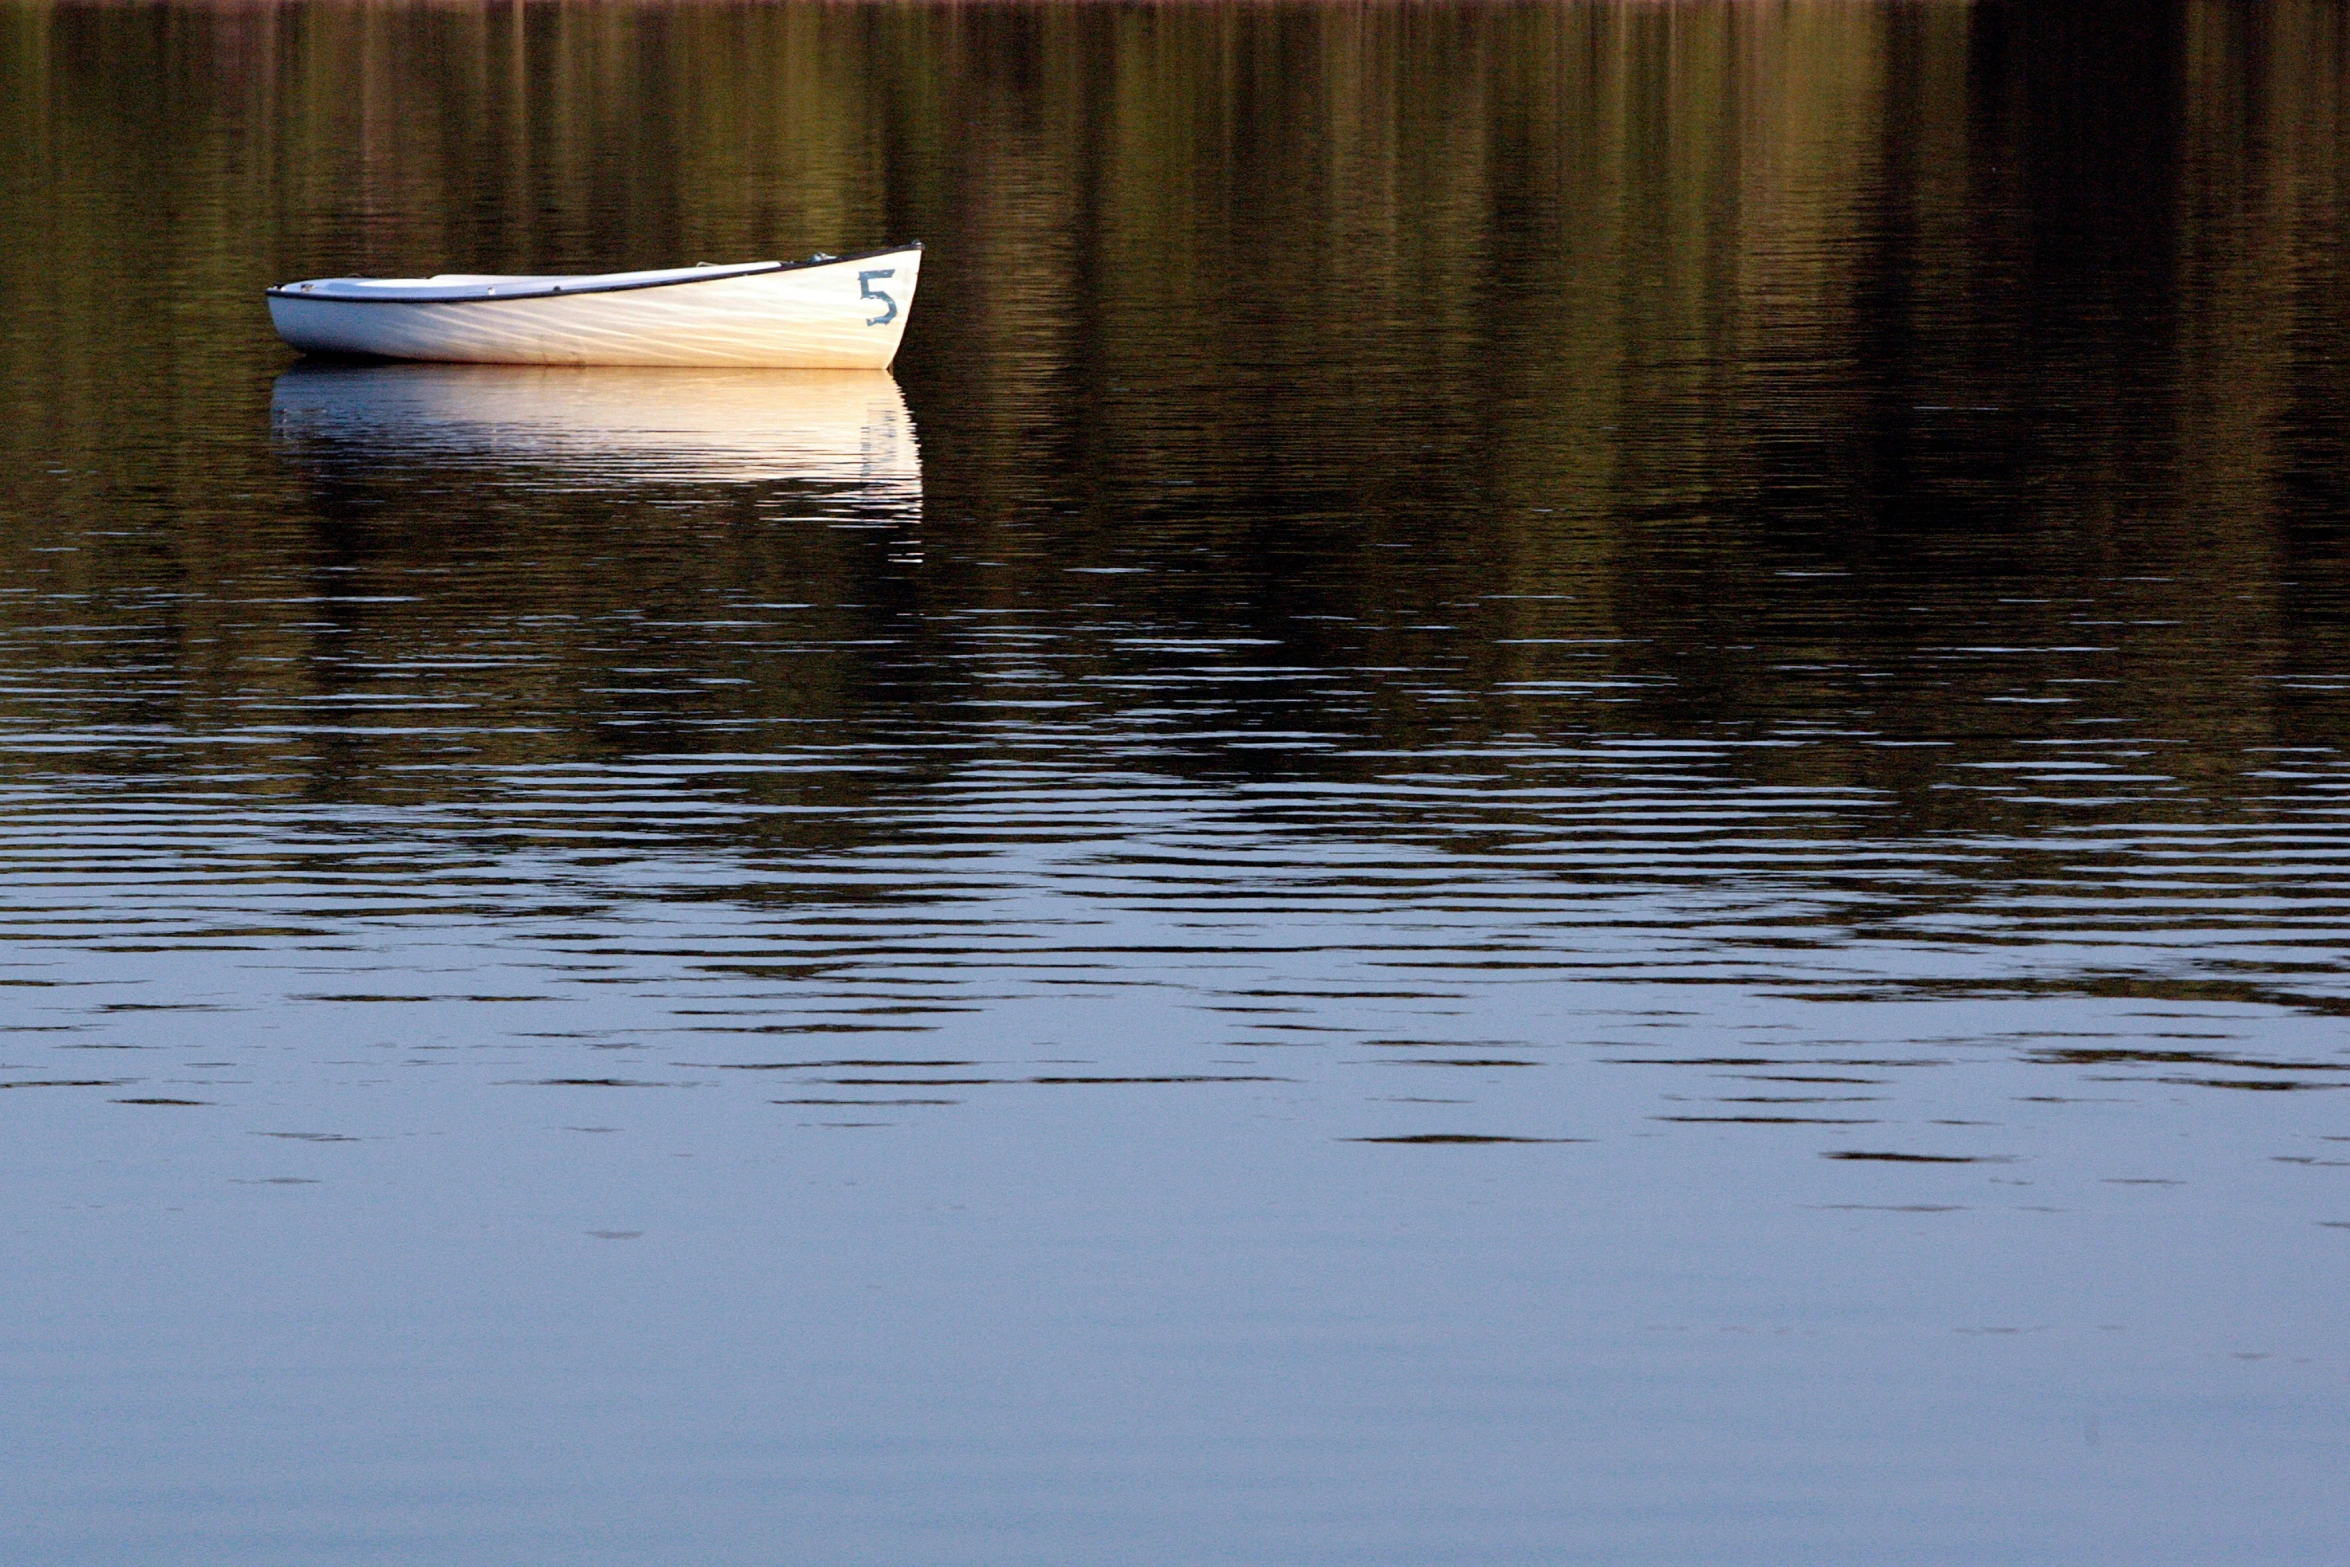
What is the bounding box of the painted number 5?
[859,269,898,327]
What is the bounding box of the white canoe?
[266,244,921,368]
[269,363,919,493]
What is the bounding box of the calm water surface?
[4,3,2350,1562]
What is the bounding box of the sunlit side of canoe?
[266,245,921,368]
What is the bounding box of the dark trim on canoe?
[265,242,922,305]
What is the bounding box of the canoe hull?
[267,249,920,368]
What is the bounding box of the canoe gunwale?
[264,242,922,306]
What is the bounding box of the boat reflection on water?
[270,361,921,525]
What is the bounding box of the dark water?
[5,3,2350,1562]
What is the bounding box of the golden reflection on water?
[1,4,2344,832]
[5,2,2346,609]
[0,1,2347,847]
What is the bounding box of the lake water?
[4,3,2349,1562]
